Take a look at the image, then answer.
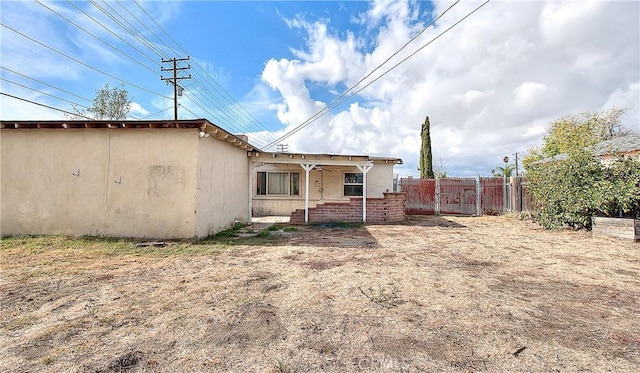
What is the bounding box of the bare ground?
[1,215,638,372]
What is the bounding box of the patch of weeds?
[107,350,145,372]
[215,228,239,238]
[5,314,37,331]
[283,227,299,232]
[255,230,271,238]
[358,284,402,308]
[211,222,248,239]
[84,302,97,318]
[267,224,284,231]
[273,358,291,373]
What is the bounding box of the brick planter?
[290,192,406,224]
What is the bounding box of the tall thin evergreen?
[419,116,435,179]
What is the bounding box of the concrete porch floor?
[249,216,291,231]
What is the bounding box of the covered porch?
[247,152,402,224]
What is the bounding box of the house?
[532,134,640,165]
[0,119,253,239]
[0,119,404,238]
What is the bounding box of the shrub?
[528,150,640,229]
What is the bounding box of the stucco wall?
[1,129,199,238]
[252,162,396,216]
[195,136,249,237]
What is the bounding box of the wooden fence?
[399,176,536,216]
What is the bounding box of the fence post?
[476,177,481,216]
[503,174,507,213]
[435,176,440,216]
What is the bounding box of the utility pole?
[513,152,519,177]
[161,56,191,120]
[276,143,289,152]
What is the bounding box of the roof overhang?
[248,151,402,166]
[0,119,259,152]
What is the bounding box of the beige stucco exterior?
[1,124,251,239]
[251,161,397,216]
[195,134,249,237]
[1,119,402,236]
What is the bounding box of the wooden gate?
[401,178,436,215]
[439,177,477,215]
[479,177,505,214]
[400,177,477,216]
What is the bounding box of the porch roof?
[248,151,402,166]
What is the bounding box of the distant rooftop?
[532,134,640,165]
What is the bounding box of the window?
[344,172,363,196]
[257,172,300,195]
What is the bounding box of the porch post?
[356,164,373,223]
[300,164,316,223]
[248,161,254,224]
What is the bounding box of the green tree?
[527,107,631,163]
[492,164,515,177]
[69,83,132,120]
[419,116,434,179]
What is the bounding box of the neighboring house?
[1,119,404,238]
[532,134,640,165]
[0,119,253,239]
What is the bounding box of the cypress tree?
[419,116,435,179]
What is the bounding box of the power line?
[36,0,160,76]
[97,0,165,57]
[0,65,93,103]
[114,0,167,57]
[132,0,276,137]
[0,22,171,100]
[66,0,160,67]
[178,103,199,119]
[138,106,173,119]
[0,92,93,120]
[0,77,91,109]
[264,0,491,149]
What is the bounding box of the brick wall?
[290,192,406,224]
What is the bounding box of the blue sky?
[1,0,639,177]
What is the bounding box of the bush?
[528,150,640,229]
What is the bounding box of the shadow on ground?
[398,215,468,228]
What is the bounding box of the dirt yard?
[1,215,638,372]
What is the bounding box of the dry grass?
[1,215,639,372]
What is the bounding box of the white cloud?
[253,0,640,176]
[129,102,149,117]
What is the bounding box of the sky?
[1,0,639,177]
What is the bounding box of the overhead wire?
[97,0,166,58]
[0,65,93,103]
[0,77,92,109]
[0,23,171,100]
[264,0,491,149]
[132,0,276,140]
[66,0,160,67]
[0,92,94,120]
[113,0,168,57]
[138,106,173,119]
[96,0,275,145]
[35,0,160,76]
